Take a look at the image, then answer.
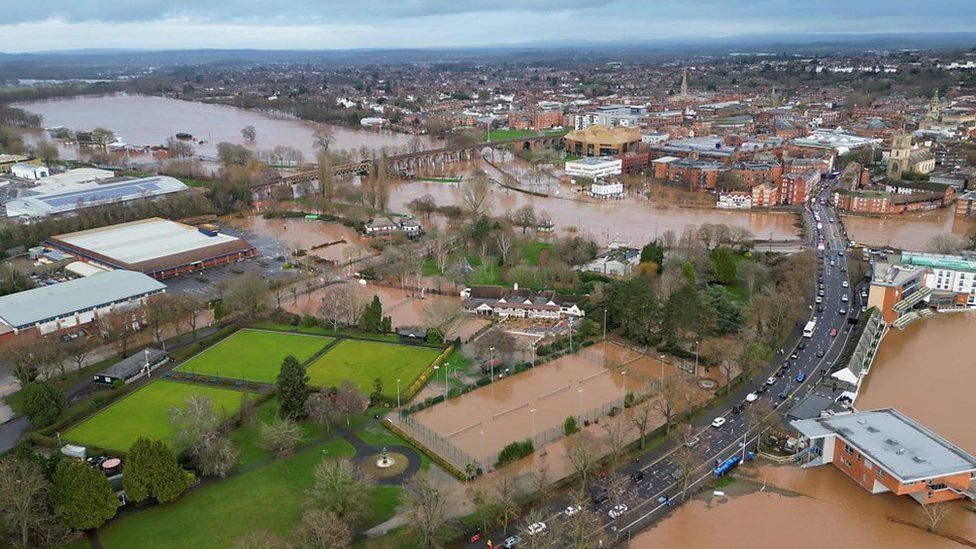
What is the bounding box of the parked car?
[591,491,609,505]
[778,389,790,399]
[711,417,727,428]
[796,372,807,383]
[564,505,581,517]
[466,529,482,543]
[685,436,701,448]
[526,522,547,536]
[842,280,849,288]
[816,349,825,357]
[631,470,645,483]
[829,328,838,337]
[745,392,759,402]
[502,535,522,548]
[766,376,776,385]
[775,369,785,378]
[732,403,745,414]
[755,385,768,395]
[609,504,629,519]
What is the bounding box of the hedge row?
[401,344,456,402]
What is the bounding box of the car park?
[711,417,727,428]
[745,392,758,402]
[609,504,629,519]
[527,522,547,536]
[564,505,581,517]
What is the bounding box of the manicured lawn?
[519,241,553,266]
[94,438,358,549]
[176,329,332,382]
[248,322,399,343]
[305,340,442,396]
[64,381,248,452]
[488,128,539,140]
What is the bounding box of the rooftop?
[871,261,925,287]
[51,218,249,266]
[0,270,165,329]
[5,176,188,217]
[792,408,976,482]
[901,251,976,274]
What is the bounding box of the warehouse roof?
[4,176,187,218]
[0,270,165,329]
[50,218,251,266]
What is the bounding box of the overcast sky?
[3,1,974,52]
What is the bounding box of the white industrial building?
[4,175,188,219]
[0,270,165,340]
[11,163,49,180]
[565,157,622,179]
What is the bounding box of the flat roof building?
[94,348,169,385]
[4,175,187,218]
[47,218,256,280]
[0,270,165,340]
[792,408,976,504]
[564,157,622,180]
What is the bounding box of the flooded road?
[633,464,975,548]
[17,93,429,161]
[388,178,799,247]
[856,312,976,455]
[226,215,371,265]
[842,209,976,252]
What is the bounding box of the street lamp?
[659,354,666,379]
[603,307,608,341]
[529,408,537,446]
[489,346,496,383]
[621,370,627,405]
[442,362,450,401]
[577,388,584,425]
[694,340,700,377]
[396,378,401,418]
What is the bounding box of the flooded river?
[856,312,976,455]
[842,209,976,252]
[388,177,799,247]
[16,93,429,161]
[633,464,975,548]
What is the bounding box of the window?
[877,468,886,478]
[843,444,855,456]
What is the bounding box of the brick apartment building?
[507,108,563,130]
[793,409,976,505]
[779,170,819,205]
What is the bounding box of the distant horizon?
[3,1,975,53]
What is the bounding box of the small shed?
[396,326,427,344]
[94,348,168,385]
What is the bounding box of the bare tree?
[313,127,335,152]
[97,310,141,357]
[224,273,272,319]
[559,493,605,548]
[566,432,603,492]
[531,459,553,505]
[601,416,632,466]
[258,418,303,457]
[334,381,367,426]
[420,299,465,343]
[491,472,522,533]
[305,392,341,432]
[0,459,66,549]
[744,399,781,453]
[169,395,239,477]
[145,293,180,347]
[652,375,692,435]
[317,283,363,330]
[518,508,559,549]
[295,508,351,549]
[460,170,493,218]
[918,502,950,533]
[432,235,452,275]
[511,204,536,234]
[305,457,375,527]
[61,337,97,378]
[601,470,629,524]
[241,125,257,142]
[0,337,59,384]
[402,470,449,548]
[928,234,964,254]
[671,425,705,502]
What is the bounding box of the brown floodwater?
[856,312,976,455]
[17,93,430,161]
[633,464,975,548]
[842,209,976,252]
[387,178,799,247]
[227,215,372,264]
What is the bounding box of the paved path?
[341,430,422,486]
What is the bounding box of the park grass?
[176,329,332,382]
[63,381,248,452]
[518,241,553,266]
[93,437,357,549]
[229,398,335,468]
[248,321,399,343]
[488,128,539,140]
[305,339,441,396]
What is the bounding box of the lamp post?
[694,340,700,377]
[396,378,401,419]
[603,307,607,341]
[621,370,627,405]
[530,408,537,446]
[489,346,496,383]
[441,363,450,401]
[659,354,666,379]
[577,388,584,425]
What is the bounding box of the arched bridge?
[249,134,561,199]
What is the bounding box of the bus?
[803,319,817,338]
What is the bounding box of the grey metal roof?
[4,176,187,218]
[99,348,168,380]
[0,270,165,329]
[792,408,976,482]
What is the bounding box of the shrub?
[563,415,579,436]
[475,376,491,387]
[496,439,534,466]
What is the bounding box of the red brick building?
[507,109,564,130]
[793,409,976,505]
[778,170,819,205]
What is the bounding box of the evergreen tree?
[51,459,119,530]
[711,246,737,285]
[381,315,392,334]
[640,240,665,267]
[123,438,191,504]
[358,295,383,333]
[21,381,64,427]
[277,355,310,419]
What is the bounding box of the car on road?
[711,417,727,428]
[841,294,849,302]
[816,349,825,357]
[685,436,701,448]
[765,376,776,385]
[502,535,522,548]
[732,403,745,414]
[609,504,629,519]
[466,529,482,543]
[564,504,582,517]
[745,392,759,402]
[756,384,768,394]
[775,369,785,377]
[779,388,790,399]
[790,351,799,359]
[839,307,847,315]
[817,305,824,313]
[816,296,823,303]
[796,372,807,383]
[829,328,838,337]
[526,522,547,536]
[842,280,849,288]
[797,342,806,350]
[631,470,645,484]
[591,491,609,505]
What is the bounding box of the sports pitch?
[176,329,332,383]
[305,339,442,396]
